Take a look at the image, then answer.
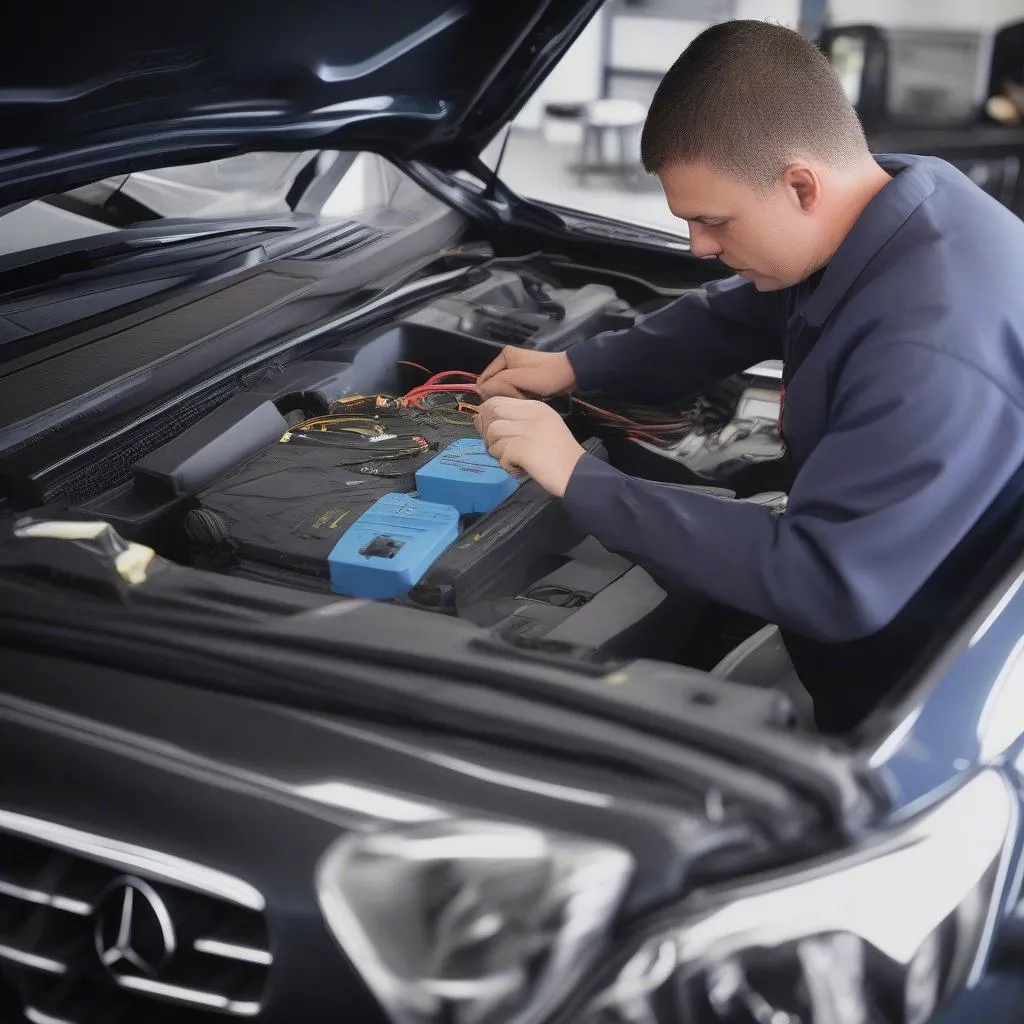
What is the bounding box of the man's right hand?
[475,347,577,401]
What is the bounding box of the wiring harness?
[398,365,481,418]
[278,364,735,468]
[277,366,481,468]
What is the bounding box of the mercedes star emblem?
[94,877,177,978]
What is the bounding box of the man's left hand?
[474,397,586,498]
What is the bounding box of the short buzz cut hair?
[640,20,870,188]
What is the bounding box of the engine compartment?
[6,257,791,668]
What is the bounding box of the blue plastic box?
[414,438,519,516]
[327,493,460,599]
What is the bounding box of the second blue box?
[414,438,519,515]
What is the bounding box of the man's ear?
[780,164,822,213]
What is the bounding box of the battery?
[414,438,519,516]
[326,493,460,599]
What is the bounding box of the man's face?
[656,160,825,291]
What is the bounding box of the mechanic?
[474,20,1024,734]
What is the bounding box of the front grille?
[0,810,270,1023]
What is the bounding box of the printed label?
[312,508,351,530]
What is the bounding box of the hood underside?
[0,0,600,208]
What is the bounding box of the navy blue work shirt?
[563,154,1024,733]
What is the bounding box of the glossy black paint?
[1,221,1023,1018]
[855,552,1024,1022]
[0,0,602,208]
[0,644,776,1021]
[860,557,1024,814]
[0,0,1019,1001]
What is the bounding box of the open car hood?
[0,0,600,208]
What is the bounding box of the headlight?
[585,770,1016,1024]
[316,819,633,1024]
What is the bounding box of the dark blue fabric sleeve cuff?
[566,339,616,396]
[561,453,628,533]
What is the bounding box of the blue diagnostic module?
[415,438,519,516]
[327,493,460,599]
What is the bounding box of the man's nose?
[687,223,721,259]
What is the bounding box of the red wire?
[398,360,432,376]
[426,371,477,384]
[397,368,686,443]
[571,397,692,436]
[402,377,480,411]
[402,370,480,410]
[404,385,480,400]
[571,397,638,425]
[409,384,479,393]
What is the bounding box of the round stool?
[541,101,587,146]
[577,98,647,186]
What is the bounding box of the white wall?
[511,0,1016,142]
[513,0,801,141]
[606,0,799,70]
[828,0,1022,30]
[735,0,799,24]
[608,16,708,70]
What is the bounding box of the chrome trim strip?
[26,1008,76,1024]
[116,976,260,1016]
[293,780,446,823]
[194,938,273,966]
[0,942,66,974]
[968,773,1021,986]
[0,809,264,911]
[0,878,91,916]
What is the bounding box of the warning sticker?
[312,508,351,530]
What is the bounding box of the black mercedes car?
[1,3,1023,1024]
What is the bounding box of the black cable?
[101,173,132,218]
[287,434,427,459]
[184,508,230,547]
[523,584,591,609]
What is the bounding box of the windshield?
[0,152,328,259]
[0,150,412,349]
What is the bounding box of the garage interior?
[479,0,1024,231]
[1,2,1024,1023]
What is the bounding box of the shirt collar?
[800,155,937,328]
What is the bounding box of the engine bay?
[4,256,791,669]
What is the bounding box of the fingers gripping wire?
[401,369,696,443]
[280,364,697,468]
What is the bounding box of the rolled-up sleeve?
[562,337,1024,642]
[567,275,783,404]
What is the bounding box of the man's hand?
[475,397,586,497]
[475,347,577,401]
